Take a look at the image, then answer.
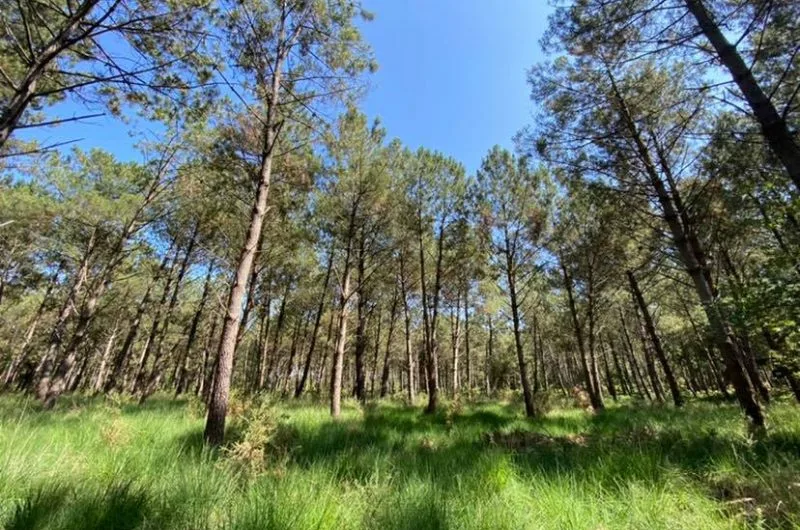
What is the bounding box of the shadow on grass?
[6,482,151,530]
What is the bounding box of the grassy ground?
[1,394,799,529]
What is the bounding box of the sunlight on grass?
[1,395,798,529]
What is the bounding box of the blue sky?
[19,1,551,174]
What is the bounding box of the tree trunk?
[380,287,399,398]
[353,231,369,402]
[140,224,198,400]
[450,294,461,396]
[399,251,415,404]
[505,231,535,416]
[132,250,179,393]
[93,322,119,393]
[265,283,290,390]
[296,247,334,397]
[104,250,171,393]
[619,309,652,400]
[684,0,800,191]
[561,259,603,410]
[627,270,683,407]
[176,260,215,396]
[601,342,617,401]
[611,72,764,426]
[35,229,96,394]
[369,305,382,397]
[330,266,352,418]
[3,262,62,388]
[464,287,472,393]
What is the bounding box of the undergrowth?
[0,393,799,529]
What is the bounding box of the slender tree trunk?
[104,250,171,393]
[619,308,651,400]
[561,259,603,410]
[296,247,334,397]
[486,316,494,395]
[266,283,290,390]
[281,318,304,396]
[257,285,273,390]
[198,314,220,399]
[399,251,415,403]
[141,225,198,400]
[35,229,96,394]
[421,222,445,413]
[132,251,179,393]
[611,73,764,426]
[176,260,215,396]
[353,231,369,402]
[380,287,399,398]
[464,287,471,393]
[450,294,461,396]
[504,232,535,416]
[330,266,352,418]
[601,342,617,401]
[93,322,119,393]
[634,300,665,402]
[684,0,800,191]
[627,270,683,406]
[3,262,62,387]
[369,305,382,397]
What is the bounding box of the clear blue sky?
[19,1,551,174]
[360,0,550,172]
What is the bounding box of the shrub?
[224,399,279,475]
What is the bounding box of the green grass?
[1,394,799,529]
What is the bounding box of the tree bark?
[684,0,800,191]
[610,72,764,426]
[504,229,535,416]
[627,270,683,407]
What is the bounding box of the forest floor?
[1,394,799,530]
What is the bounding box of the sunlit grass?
[0,393,798,529]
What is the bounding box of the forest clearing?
[2,0,800,528]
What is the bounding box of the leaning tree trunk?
[93,322,119,393]
[627,270,683,407]
[176,260,215,395]
[295,247,334,397]
[2,262,62,388]
[684,0,800,192]
[202,9,295,442]
[611,73,765,426]
[505,235,535,417]
[104,250,171,393]
[35,229,96,395]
